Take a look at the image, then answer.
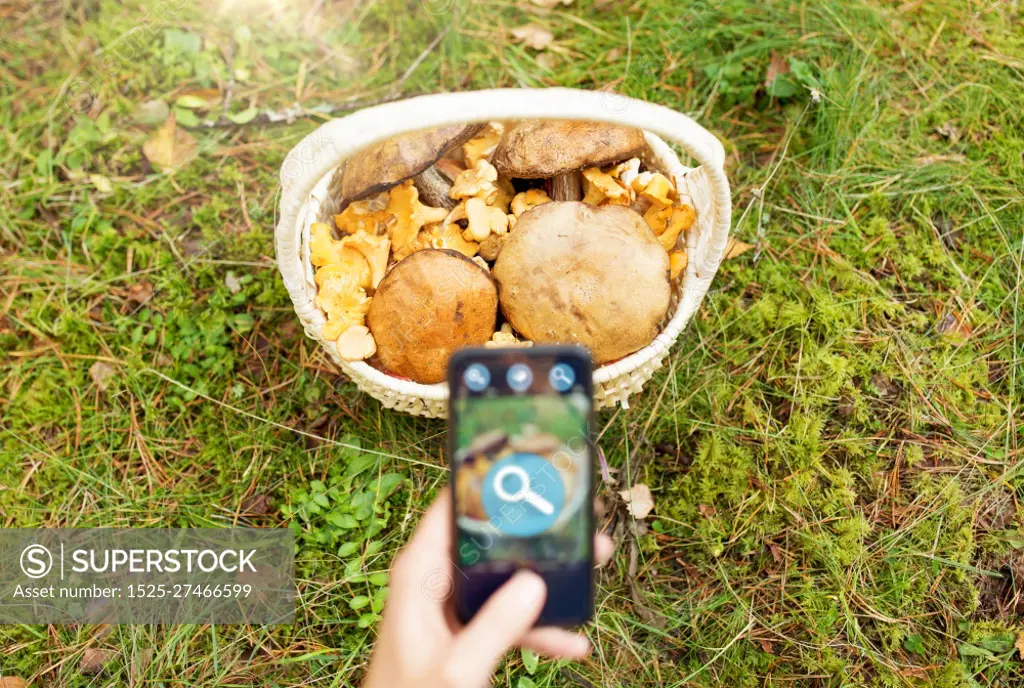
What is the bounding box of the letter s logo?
[20,545,53,579]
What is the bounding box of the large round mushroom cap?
[492,202,670,364]
[332,124,483,209]
[368,249,498,384]
[491,120,646,179]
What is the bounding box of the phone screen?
[448,347,593,626]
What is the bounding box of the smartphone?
[448,345,594,627]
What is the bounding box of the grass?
[1,0,1022,685]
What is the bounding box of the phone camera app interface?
[454,357,590,574]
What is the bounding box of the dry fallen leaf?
[225,272,243,295]
[142,113,198,172]
[724,238,755,259]
[80,648,117,675]
[536,51,557,70]
[530,0,573,6]
[125,281,154,305]
[177,87,220,108]
[131,648,153,684]
[1015,631,1024,660]
[765,51,790,88]
[937,121,960,143]
[618,483,654,519]
[914,154,967,165]
[0,678,29,688]
[89,361,116,392]
[937,312,973,341]
[511,25,553,51]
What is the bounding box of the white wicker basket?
[275,88,732,418]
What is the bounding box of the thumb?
[443,570,546,687]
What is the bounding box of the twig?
[397,24,451,85]
[194,91,412,129]
[222,31,235,113]
[193,25,452,130]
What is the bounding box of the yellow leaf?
[724,238,755,259]
[1016,631,1024,660]
[89,174,113,193]
[142,113,198,172]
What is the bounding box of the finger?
[390,490,454,608]
[521,627,591,659]
[444,570,546,687]
[398,488,451,567]
[594,533,614,567]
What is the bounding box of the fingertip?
[522,628,592,659]
[561,633,591,659]
[594,533,614,566]
[507,569,547,607]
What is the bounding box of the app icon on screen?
[482,453,565,537]
[506,364,533,392]
[464,364,490,392]
[548,363,575,392]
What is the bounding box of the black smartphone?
[448,345,594,627]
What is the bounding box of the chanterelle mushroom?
[330,124,484,211]
[492,201,670,364]
[387,180,449,260]
[310,222,390,289]
[491,120,646,202]
[315,263,371,342]
[367,249,498,383]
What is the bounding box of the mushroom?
[448,159,514,210]
[510,189,552,217]
[330,124,484,211]
[582,167,632,206]
[485,323,532,348]
[492,201,670,364]
[446,196,510,243]
[386,180,449,260]
[491,120,646,202]
[315,263,371,342]
[404,221,480,259]
[310,221,390,289]
[478,233,507,261]
[669,250,688,280]
[333,193,391,236]
[462,122,505,168]
[367,249,498,383]
[337,325,377,361]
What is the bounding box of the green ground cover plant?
[1,0,1021,685]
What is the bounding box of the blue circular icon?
[464,364,490,392]
[506,364,533,392]
[548,363,576,392]
[482,453,565,537]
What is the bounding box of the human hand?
[361,489,613,688]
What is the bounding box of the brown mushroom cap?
[492,202,670,364]
[331,124,484,209]
[368,249,498,384]
[491,120,646,179]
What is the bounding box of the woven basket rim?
[307,132,694,401]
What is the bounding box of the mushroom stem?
[414,166,456,210]
[550,171,583,202]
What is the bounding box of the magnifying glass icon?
[492,465,555,515]
[548,364,575,392]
